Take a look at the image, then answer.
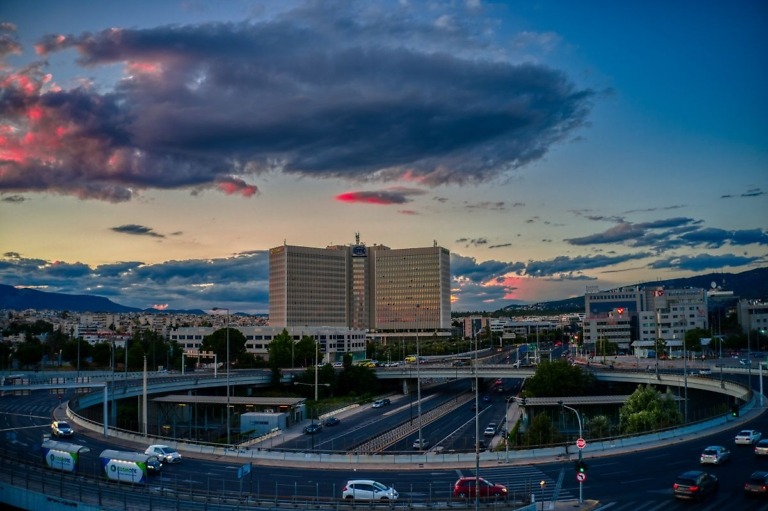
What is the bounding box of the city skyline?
[1,1,766,314]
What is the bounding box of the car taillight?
[689,485,699,492]
[673,484,679,490]
[342,485,348,492]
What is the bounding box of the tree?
[294,335,318,367]
[585,415,611,439]
[524,360,595,397]
[619,384,682,434]
[91,342,112,368]
[200,328,247,368]
[14,340,43,369]
[524,413,560,446]
[267,329,293,369]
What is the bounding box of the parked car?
[145,444,182,464]
[412,438,430,450]
[735,429,762,445]
[51,420,74,438]
[342,480,398,501]
[744,471,768,497]
[673,470,719,500]
[323,416,340,427]
[304,423,323,434]
[700,446,731,465]
[452,477,508,499]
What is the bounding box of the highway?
[1,365,767,509]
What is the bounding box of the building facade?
[269,239,451,337]
[583,286,708,357]
[169,325,367,364]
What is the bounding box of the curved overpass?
[60,365,754,467]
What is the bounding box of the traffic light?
[731,405,739,417]
[574,459,588,473]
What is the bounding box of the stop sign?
[576,438,586,449]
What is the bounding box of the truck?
[99,449,158,484]
[41,439,90,473]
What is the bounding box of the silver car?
[754,439,768,455]
[735,429,762,445]
[342,480,398,501]
[700,445,730,464]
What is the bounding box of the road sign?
[576,437,586,449]
[576,472,586,482]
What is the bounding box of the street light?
[212,307,230,446]
[558,401,584,504]
[415,304,423,451]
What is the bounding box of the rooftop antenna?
[355,232,360,245]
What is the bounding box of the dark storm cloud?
[450,254,524,283]
[649,253,762,272]
[111,224,164,238]
[0,1,594,201]
[524,253,652,277]
[678,228,768,248]
[566,218,702,247]
[0,251,271,313]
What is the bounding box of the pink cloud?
[216,177,259,197]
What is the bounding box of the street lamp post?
[558,401,584,504]
[213,307,231,446]
[683,334,688,424]
[415,304,423,451]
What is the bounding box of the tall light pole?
[558,401,584,504]
[415,304,422,451]
[213,307,230,446]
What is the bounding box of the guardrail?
[0,448,526,511]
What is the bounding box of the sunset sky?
[1,0,766,314]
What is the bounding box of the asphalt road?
[2,372,768,508]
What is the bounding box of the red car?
[452,477,508,499]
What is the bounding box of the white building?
[169,325,367,364]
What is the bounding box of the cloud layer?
[0,3,593,202]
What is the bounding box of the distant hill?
[0,284,208,314]
[501,267,768,315]
[0,284,140,313]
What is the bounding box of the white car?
[483,424,497,436]
[700,445,731,464]
[342,480,399,501]
[412,438,430,450]
[735,430,762,445]
[145,444,182,463]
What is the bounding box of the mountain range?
[1,267,766,315]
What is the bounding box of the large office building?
[269,238,451,340]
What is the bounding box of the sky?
[0,0,766,315]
